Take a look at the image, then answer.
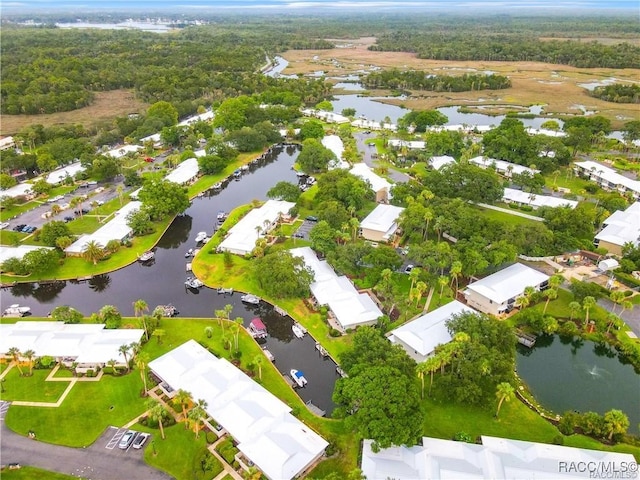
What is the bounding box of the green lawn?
[0,466,83,480]
[475,205,540,226]
[0,200,42,222]
[0,368,68,403]
[4,372,146,447]
[547,168,593,194]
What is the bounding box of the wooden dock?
[305,400,326,417]
[516,330,537,348]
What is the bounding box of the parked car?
[305,216,318,222]
[13,224,26,232]
[404,264,414,274]
[118,430,136,450]
[144,157,154,163]
[64,216,74,222]
[132,433,148,449]
[293,232,304,238]
[0,222,9,230]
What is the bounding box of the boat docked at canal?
[248,318,268,339]
[185,248,194,258]
[156,304,179,317]
[241,294,261,305]
[290,369,308,388]
[185,277,204,289]
[195,231,208,243]
[216,211,228,222]
[3,304,31,317]
[138,251,155,262]
[292,322,307,339]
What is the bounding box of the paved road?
[1,404,172,480]
[353,132,411,183]
[598,298,640,337]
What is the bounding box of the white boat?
[185,248,193,258]
[138,251,155,262]
[216,211,227,221]
[240,165,249,172]
[156,304,178,317]
[217,287,234,295]
[241,294,261,305]
[185,277,204,289]
[292,322,306,339]
[195,232,207,243]
[213,182,222,190]
[290,369,307,388]
[3,304,31,317]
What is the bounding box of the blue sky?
[2,0,637,10]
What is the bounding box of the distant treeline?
[0,26,332,115]
[369,33,640,69]
[590,84,640,104]
[363,70,511,92]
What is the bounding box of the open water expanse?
[2,144,339,413]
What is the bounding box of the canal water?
[516,335,640,434]
[3,143,339,413]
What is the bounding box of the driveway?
[598,298,640,337]
[0,404,172,480]
[353,132,410,183]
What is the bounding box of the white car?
[118,430,136,450]
[132,432,149,449]
[0,222,9,230]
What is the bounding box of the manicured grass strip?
[475,205,539,226]
[4,372,146,447]
[0,466,83,480]
[0,368,68,403]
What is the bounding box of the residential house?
[387,300,475,363]
[574,160,640,199]
[349,163,393,203]
[594,202,640,256]
[463,263,549,316]
[469,156,539,178]
[359,204,404,243]
[502,188,578,210]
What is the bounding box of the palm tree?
[221,331,232,351]
[414,281,428,307]
[416,361,430,399]
[23,349,36,376]
[83,240,105,265]
[8,347,24,376]
[349,217,360,242]
[204,326,214,339]
[422,208,434,241]
[174,389,192,426]
[620,300,633,317]
[147,399,169,440]
[408,267,421,292]
[254,354,265,380]
[51,204,62,217]
[116,184,124,205]
[133,299,149,340]
[136,353,149,395]
[495,382,515,418]
[232,317,243,351]
[152,306,164,326]
[603,409,630,442]
[118,344,131,373]
[188,399,208,439]
[542,288,558,314]
[515,294,530,310]
[423,355,441,397]
[582,296,597,328]
[569,301,581,321]
[214,309,225,328]
[223,304,233,321]
[605,313,621,334]
[152,329,165,344]
[438,275,449,299]
[609,290,625,313]
[70,197,83,218]
[449,260,462,293]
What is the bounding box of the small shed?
[598,258,619,272]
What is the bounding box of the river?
[3,144,339,414]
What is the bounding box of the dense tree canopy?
[364,70,511,92]
[252,250,314,298]
[138,180,190,220]
[398,110,448,132]
[297,138,336,174]
[422,162,503,203]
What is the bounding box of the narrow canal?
[3,144,339,414]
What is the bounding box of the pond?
[3,144,338,414]
[516,335,640,434]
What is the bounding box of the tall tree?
[174,389,192,426]
[83,240,105,266]
[7,347,24,376]
[118,344,131,373]
[495,382,515,418]
[147,399,169,440]
[603,409,630,442]
[582,296,597,328]
[136,352,149,396]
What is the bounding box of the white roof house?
[105,144,142,159]
[290,247,383,330]
[46,162,86,184]
[429,155,456,171]
[464,263,549,316]
[177,109,214,127]
[301,109,350,124]
[65,201,142,254]
[0,136,16,150]
[361,435,637,480]
[349,163,394,202]
[359,204,404,242]
[574,160,640,198]
[388,139,426,150]
[321,135,348,169]
[149,340,328,480]
[218,200,295,256]
[502,188,578,210]
[0,322,143,366]
[595,202,640,252]
[388,301,474,363]
[351,119,397,131]
[164,157,199,185]
[1,182,33,198]
[140,133,162,144]
[469,156,539,178]
[0,245,55,264]
[525,127,566,137]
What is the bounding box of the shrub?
[325,442,337,456]
[453,431,473,443]
[552,435,564,445]
[558,411,580,435]
[329,328,342,337]
[206,430,218,444]
[86,369,95,377]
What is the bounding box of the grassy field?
[0,466,82,480]
[475,205,541,226]
[282,39,640,128]
[0,368,68,403]
[0,89,148,136]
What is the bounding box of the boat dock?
[516,330,537,348]
[305,400,326,417]
[274,305,287,316]
[315,342,329,357]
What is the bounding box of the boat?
[195,232,207,243]
[156,304,178,317]
[292,322,307,339]
[185,277,204,289]
[315,342,329,357]
[241,294,261,305]
[217,287,234,295]
[3,304,31,317]
[240,165,249,172]
[233,169,242,178]
[248,318,268,339]
[213,182,222,190]
[138,251,155,262]
[290,369,308,388]
[274,306,287,316]
[185,248,193,258]
[262,347,275,362]
[336,366,348,378]
[216,211,227,222]
[296,171,306,178]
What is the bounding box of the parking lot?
[293,219,316,240]
[102,427,150,454]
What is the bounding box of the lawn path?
[476,203,544,221]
